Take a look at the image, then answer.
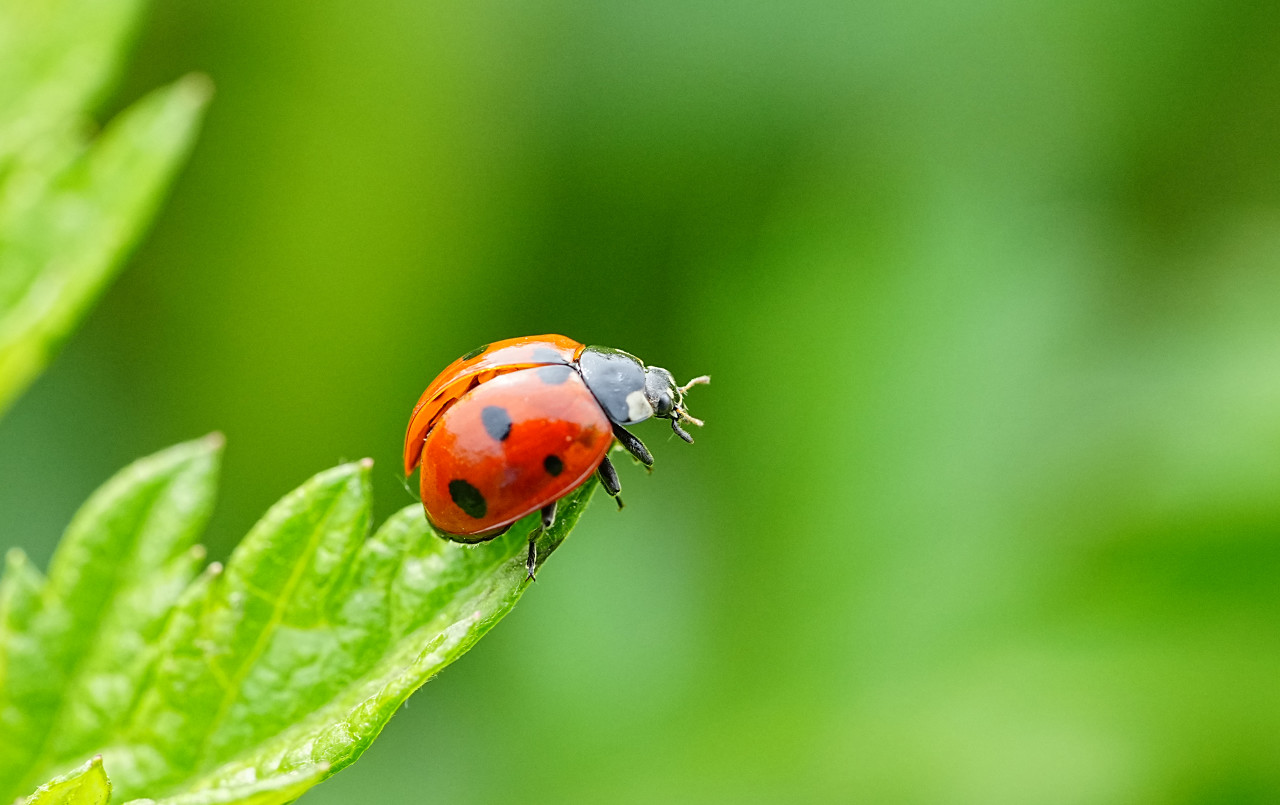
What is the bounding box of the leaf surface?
[23,757,110,805]
[0,437,222,803]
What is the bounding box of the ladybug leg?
[526,501,557,581]
[670,418,694,443]
[670,406,705,444]
[611,423,653,468]
[598,455,625,510]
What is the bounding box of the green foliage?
[22,757,110,805]
[0,437,596,803]
[0,0,209,416]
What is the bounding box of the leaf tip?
[176,72,217,106]
[163,72,216,117]
[151,433,224,468]
[127,433,224,483]
[360,457,374,470]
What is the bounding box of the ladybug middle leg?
[598,454,624,510]
[526,501,557,581]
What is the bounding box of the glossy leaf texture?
[2,437,596,804]
[22,757,111,805]
[0,0,210,416]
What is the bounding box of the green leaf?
[0,436,223,802]
[0,75,210,415]
[2,440,598,803]
[0,0,211,417]
[0,0,139,144]
[22,756,111,805]
[120,765,327,805]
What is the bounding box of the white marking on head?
[625,389,653,422]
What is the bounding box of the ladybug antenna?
[669,375,709,443]
[679,375,711,395]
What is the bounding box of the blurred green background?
[4,1,1280,802]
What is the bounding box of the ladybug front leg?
[611,423,653,467]
[598,454,624,510]
[527,501,557,581]
[670,418,694,443]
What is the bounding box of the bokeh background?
[4,1,1280,802]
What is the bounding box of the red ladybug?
[404,334,708,578]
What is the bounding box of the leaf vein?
[16,475,175,793]
[193,484,352,770]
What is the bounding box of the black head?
[578,346,708,441]
[642,365,709,442]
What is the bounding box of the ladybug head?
[578,345,708,439]
[643,366,710,443]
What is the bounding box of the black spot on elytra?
[544,454,564,476]
[449,479,487,519]
[481,405,512,441]
[461,343,488,361]
[533,346,565,363]
[538,365,573,385]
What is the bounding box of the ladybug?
[404,334,708,579]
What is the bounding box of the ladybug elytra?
[403,334,708,578]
